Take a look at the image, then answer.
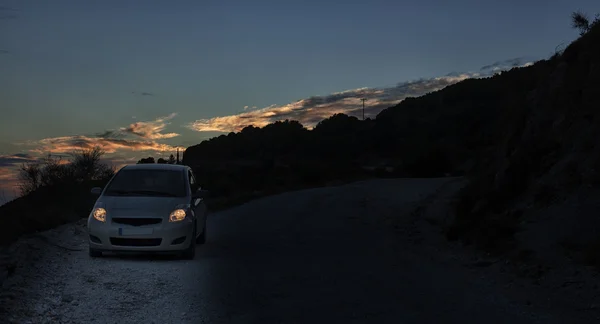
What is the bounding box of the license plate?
[119,227,153,236]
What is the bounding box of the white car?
[87,163,208,259]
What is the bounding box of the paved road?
[183,178,564,324]
[4,178,581,324]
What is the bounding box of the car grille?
[112,218,162,226]
[110,238,162,247]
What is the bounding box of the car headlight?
[169,204,190,222]
[92,207,107,222]
[169,209,186,222]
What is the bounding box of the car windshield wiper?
[106,189,177,197]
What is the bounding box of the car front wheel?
[181,225,196,260]
[196,219,206,245]
[89,247,102,258]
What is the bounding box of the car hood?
[99,196,188,218]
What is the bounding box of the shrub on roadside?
[0,147,115,246]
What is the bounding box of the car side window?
[188,170,198,192]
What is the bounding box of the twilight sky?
[0,0,598,202]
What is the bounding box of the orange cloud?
[0,154,38,204]
[119,113,179,139]
[0,114,186,205]
[186,75,473,133]
[29,136,184,154]
[0,170,19,205]
[96,113,180,140]
[187,57,537,133]
[19,113,185,155]
[0,153,38,167]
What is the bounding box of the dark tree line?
[181,60,542,200]
[137,154,178,164]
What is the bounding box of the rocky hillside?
[451,21,600,257]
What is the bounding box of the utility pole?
[361,98,367,120]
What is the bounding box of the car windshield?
[104,169,186,197]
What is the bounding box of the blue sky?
[0,0,598,200]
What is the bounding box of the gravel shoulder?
[1,177,599,323]
[0,219,197,324]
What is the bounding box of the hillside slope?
[451,22,600,258]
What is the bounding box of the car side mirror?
[193,188,209,199]
[90,187,102,195]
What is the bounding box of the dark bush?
[0,147,115,246]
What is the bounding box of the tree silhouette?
[571,11,599,35]
[157,157,168,164]
[572,11,591,35]
[168,154,176,164]
[17,147,114,195]
[137,157,155,164]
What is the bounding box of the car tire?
[182,225,196,260]
[196,219,207,245]
[89,247,102,258]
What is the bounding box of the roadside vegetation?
[0,147,114,246]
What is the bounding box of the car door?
[188,170,207,235]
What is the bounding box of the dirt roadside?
[391,178,600,323]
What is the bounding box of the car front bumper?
[87,217,194,253]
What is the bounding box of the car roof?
[121,164,189,172]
